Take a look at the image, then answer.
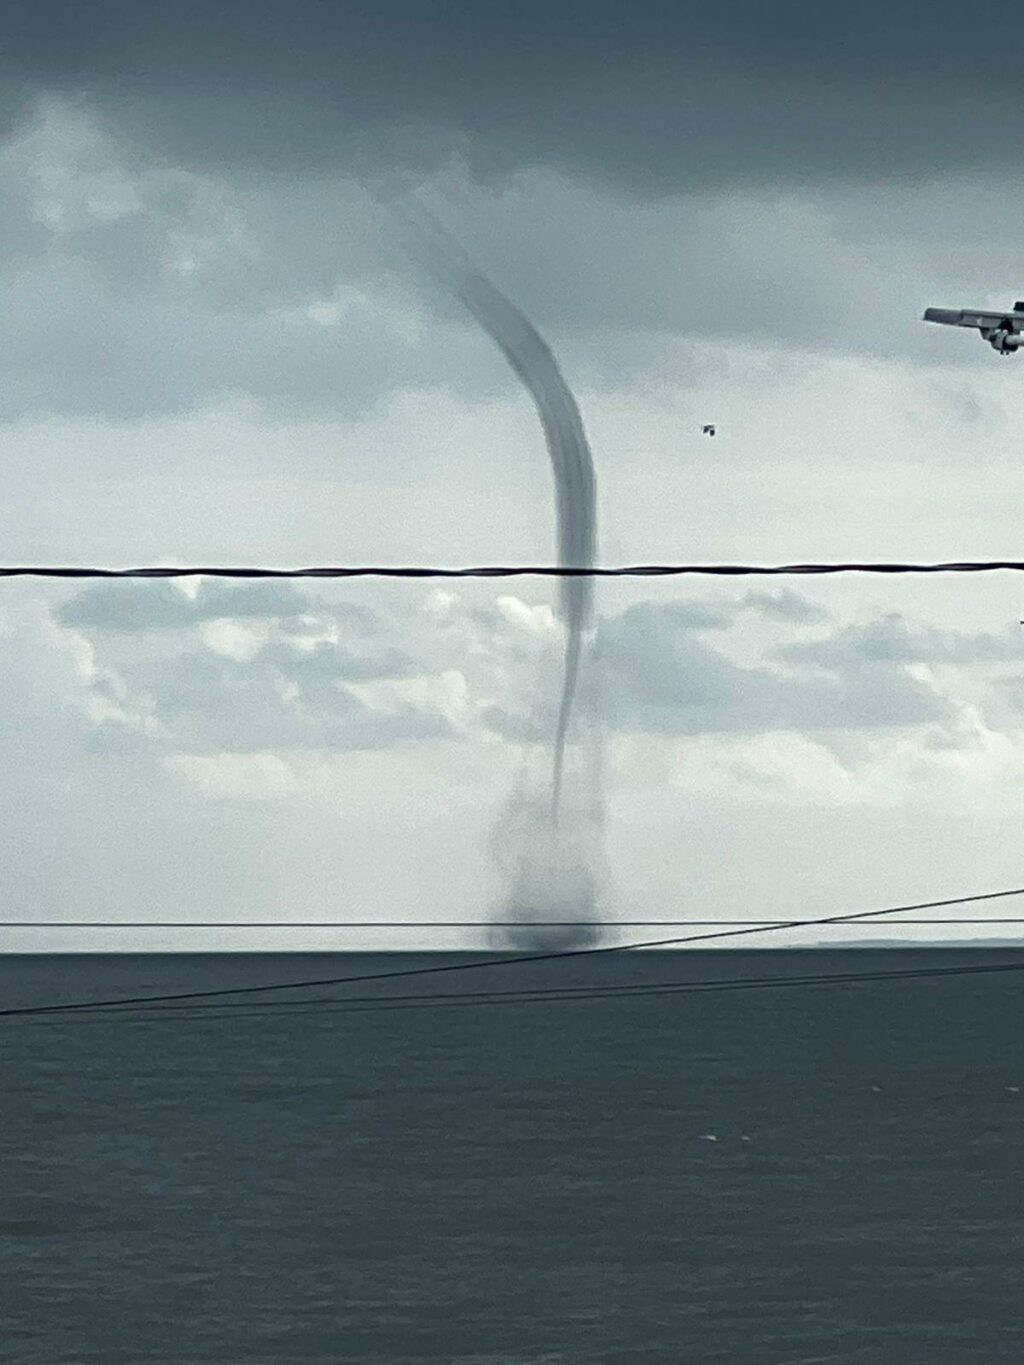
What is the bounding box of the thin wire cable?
[5,560,1024,580]
[133,958,1024,1017]
[19,957,1024,1026]
[4,918,1024,928]
[204,957,1024,1021]
[3,884,1022,1020]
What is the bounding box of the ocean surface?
[1,948,1022,1364]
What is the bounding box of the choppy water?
[1,949,1022,1364]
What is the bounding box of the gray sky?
[2,4,1024,950]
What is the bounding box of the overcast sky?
[3,2,1024,950]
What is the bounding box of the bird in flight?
[702,424,716,437]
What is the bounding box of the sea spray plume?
[489,730,605,952]
[390,203,605,948]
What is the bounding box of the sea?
[1,948,1022,1365]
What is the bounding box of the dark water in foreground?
[1,949,1022,1364]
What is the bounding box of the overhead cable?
[3,884,1022,1020]
[5,560,1024,580]
[15,957,1024,1026]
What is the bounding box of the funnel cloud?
[394,205,604,948]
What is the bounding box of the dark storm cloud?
[0,191,475,422]
[1,66,1018,426]
[4,2,1024,190]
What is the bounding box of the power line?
[143,959,1024,1017]
[204,958,1024,1021]
[5,560,1024,580]
[4,918,1024,928]
[20,957,1024,1027]
[3,884,1022,1020]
